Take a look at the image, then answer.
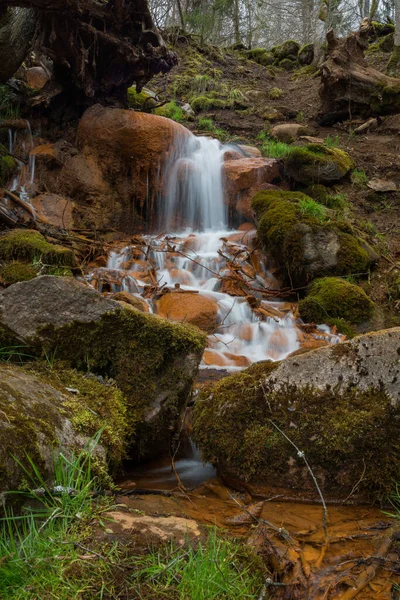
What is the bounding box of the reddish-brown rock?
[223,157,280,223]
[32,194,74,229]
[26,67,50,90]
[156,292,218,334]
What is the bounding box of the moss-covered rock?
[192,328,400,501]
[127,86,157,110]
[154,101,185,122]
[299,277,375,324]
[284,144,354,184]
[190,95,231,112]
[0,276,206,458]
[273,40,300,60]
[245,48,275,66]
[279,58,297,71]
[0,261,37,286]
[298,43,314,65]
[251,190,376,285]
[0,230,75,266]
[0,362,128,495]
[0,144,17,187]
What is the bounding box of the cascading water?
[89,128,340,370]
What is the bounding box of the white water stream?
[91,132,340,370]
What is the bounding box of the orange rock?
[156,292,218,333]
[240,323,254,341]
[203,349,230,367]
[26,66,49,90]
[113,291,149,312]
[30,144,59,165]
[238,144,262,157]
[224,352,251,367]
[32,194,74,229]
[268,330,290,355]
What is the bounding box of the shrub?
[268,87,284,99]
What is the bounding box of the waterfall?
[162,134,228,232]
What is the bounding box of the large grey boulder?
[192,328,400,500]
[0,276,206,458]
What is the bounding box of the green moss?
[299,277,375,324]
[192,362,400,500]
[190,95,231,112]
[245,48,275,66]
[298,43,314,65]
[0,261,37,285]
[387,45,400,76]
[0,149,17,187]
[325,317,357,338]
[336,233,372,275]
[273,40,300,60]
[0,230,75,266]
[22,308,206,458]
[284,144,354,184]
[268,87,284,99]
[27,362,130,466]
[305,185,348,210]
[279,58,297,70]
[252,189,374,285]
[46,266,73,277]
[154,101,185,122]
[127,87,157,110]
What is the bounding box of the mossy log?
[0,0,177,107]
[320,28,400,121]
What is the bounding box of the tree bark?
[319,25,400,122]
[0,0,177,107]
[387,0,400,75]
[0,7,36,82]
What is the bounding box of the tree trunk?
[387,0,400,75]
[0,7,36,82]
[0,0,177,108]
[319,25,400,123]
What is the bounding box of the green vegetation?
[197,118,227,139]
[268,87,284,99]
[279,58,297,70]
[324,134,340,147]
[192,361,400,500]
[0,261,37,285]
[298,277,375,324]
[154,100,185,122]
[251,189,374,285]
[0,439,264,599]
[0,230,75,266]
[284,143,354,184]
[298,196,328,222]
[0,144,17,187]
[134,528,263,599]
[245,48,275,66]
[0,85,19,120]
[351,168,368,187]
[259,135,291,159]
[305,185,348,211]
[127,86,157,110]
[190,95,231,112]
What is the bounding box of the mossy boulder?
[298,43,314,65]
[190,95,231,112]
[299,277,375,325]
[127,86,157,110]
[245,48,275,66]
[251,190,376,286]
[0,152,17,187]
[0,276,206,458]
[192,328,400,501]
[273,40,300,60]
[284,144,354,184]
[0,229,75,266]
[0,261,37,286]
[377,33,394,53]
[279,58,297,71]
[0,362,128,496]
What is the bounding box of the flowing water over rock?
[89,131,340,369]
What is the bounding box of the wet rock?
[30,143,60,166]
[0,276,206,458]
[223,158,280,223]
[238,145,262,157]
[26,66,50,90]
[156,291,218,334]
[192,328,400,500]
[270,123,312,143]
[100,511,203,546]
[32,193,75,229]
[284,143,354,184]
[112,290,149,312]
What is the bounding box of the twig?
[268,419,329,542]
